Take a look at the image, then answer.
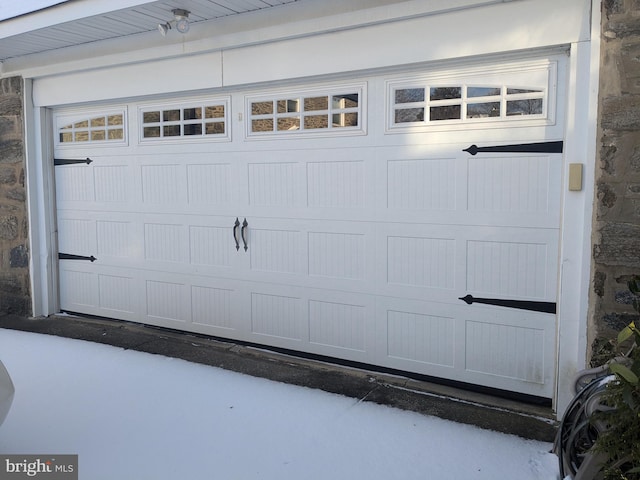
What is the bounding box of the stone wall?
[0,76,30,316]
[590,0,640,355]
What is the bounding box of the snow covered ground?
[0,329,560,479]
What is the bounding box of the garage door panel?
[54,58,565,398]
[376,298,463,385]
[465,239,555,301]
[141,164,187,204]
[187,162,234,205]
[58,209,138,260]
[55,165,95,203]
[386,235,456,290]
[240,149,375,215]
[59,210,246,275]
[191,284,236,330]
[57,217,97,257]
[97,273,137,316]
[378,146,562,229]
[145,278,190,323]
[126,270,248,334]
[237,218,377,292]
[144,222,187,263]
[247,161,300,207]
[308,290,377,363]
[467,154,562,221]
[386,156,458,212]
[309,298,368,353]
[307,230,366,280]
[465,320,546,384]
[378,297,555,397]
[94,164,131,203]
[190,224,236,268]
[250,291,304,341]
[97,219,138,259]
[59,269,99,310]
[463,308,556,395]
[80,153,241,214]
[378,223,558,305]
[242,284,377,363]
[142,214,242,276]
[306,159,366,209]
[169,273,248,335]
[248,227,302,274]
[463,227,559,302]
[59,214,378,289]
[386,308,456,368]
[55,151,141,207]
[58,263,145,322]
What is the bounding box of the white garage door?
[53,55,565,398]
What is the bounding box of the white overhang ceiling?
[0,0,298,63]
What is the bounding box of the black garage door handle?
[241,218,248,252]
[233,218,240,251]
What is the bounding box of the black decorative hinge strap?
[463,141,563,156]
[59,253,97,262]
[458,294,556,314]
[54,157,93,166]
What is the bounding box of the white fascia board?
[0,0,158,39]
[4,0,521,78]
[223,0,591,87]
[32,51,223,106]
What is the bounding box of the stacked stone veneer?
[591,0,640,352]
[0,76,30,316]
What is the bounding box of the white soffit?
[0,0,299,61]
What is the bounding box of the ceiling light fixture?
[157,8,190,36]
[173,9,190,34]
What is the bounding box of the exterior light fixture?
[158,22,171,36]
[173,9,190,34]
[157,9,190,36]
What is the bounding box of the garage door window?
[140,100,229,142]
[392,84,545,125]
[247,86,364,137]
[56,110,126,145]
[387,60,556,131]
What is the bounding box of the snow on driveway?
[0,329,559,479]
